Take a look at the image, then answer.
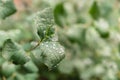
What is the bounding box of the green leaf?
[0,29,22,47]
[58,59,74,74]
[24,60,39,73]
[100,1,112,18]
[54,2,66,27]
[34,8,55,41]
[66,25,86,44]
[0,0,16,19]
[89,1,101,20]
[1,62,16,77]
[2,39,30,65]
[85,27,106,49]
[94,18,110,38]
[31,42,65,69]
[0,31,9,47]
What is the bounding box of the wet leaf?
[31,42,65,69]
[34,8,55,41]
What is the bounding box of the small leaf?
[0,0,16,19]
[85,27,105,49]
[54,2,67,27]
[58,59,74,74]
[24,60,39,73]
[2,39,30,65]
[0,29,22,47]
[31,42,65,69]
[1,62,16,77]
[34,8,55,41]
[0,30,9,47]
[66,25,86,44]
[94,18,110,38]
[89,1,101,20]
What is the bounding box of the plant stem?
[28,40,42,52]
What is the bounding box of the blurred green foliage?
[1,0,120,80]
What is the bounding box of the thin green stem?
[27,39,42,52]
